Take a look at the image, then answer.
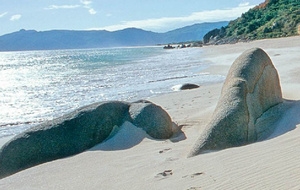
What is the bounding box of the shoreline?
[1,36,300,189]
[0,46,219,145]
[0,46,217,140]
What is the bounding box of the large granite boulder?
[0,101,130,178]
[0,100,173,178]
[129,100,173,139]
[189,48,283,156]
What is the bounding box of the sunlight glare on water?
[0,47,225,137]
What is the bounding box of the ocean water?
[0,46,225,138]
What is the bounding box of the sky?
[0,0,264,36]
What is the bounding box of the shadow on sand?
[89,122,186,151]
[265,100,300,140]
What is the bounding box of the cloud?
[44,1,96,14]
[0,12,8,18]
[45,2,96,15]
[89,8,97,15]
[80,0,96,15]
[90,4,255,32]
[80,0,92,6]
[10,14,22,21]
[239,2,250,7]
[45,5,80,10]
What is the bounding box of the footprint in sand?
[166,157,179,161]
[155,170,173,179]
[187,187,202,190]
[182,172,204,178]
[158,148,171,154]
[191,172,204,178]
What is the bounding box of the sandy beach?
[0,36,299,189]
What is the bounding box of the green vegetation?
[204,0,300,44]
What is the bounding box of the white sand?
[0,36,299,189]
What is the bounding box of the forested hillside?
[204,0,300,44]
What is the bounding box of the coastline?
[1,36,300,189]
[0,46,222,140]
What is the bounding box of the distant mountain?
[161,22,229,43]
[0,21,228,51]
[203,0,300,44]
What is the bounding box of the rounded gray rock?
[0,101,130,178]
[180,83,200,90]
[129,100,173,139]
